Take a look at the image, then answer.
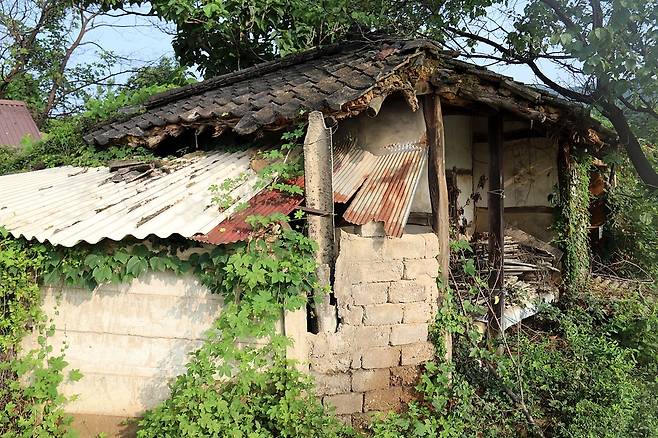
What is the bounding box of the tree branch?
[446,26,594,103]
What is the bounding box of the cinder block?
[390,365,421,386]
[362,346,401,369]
[310,353,352,373]
[363,304,404,325]
[403,302,433,323]
[355,221,386,237]
[353,283,389,305]
[313,372,352,396]
[338,231,384,261]
[339,304,364,325]
[363,388,403,412]
[352,369,390,392]
[351,351,362,369]
[382,233,425,260]
[354,325,391,347]
[423,233,441,258]
[390,324,429,346]
[351,261,404,283]
[403,259,440,280]
[388,280,430,303]
[323,393,364,415]
[400,342,435,365]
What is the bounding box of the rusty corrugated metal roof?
[0,150,267,247]
[0,100,40,149]
[192,176,305,245]
[342,142,427,237]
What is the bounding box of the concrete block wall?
[24,271,223,419]
[307,224,441,426]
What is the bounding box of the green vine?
[1,122,354,437]
[0,229,81,437]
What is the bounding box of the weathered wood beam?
[487,114,505,335]
[422,93,451,360]
[422,93,450,280]
[303,111,337,333]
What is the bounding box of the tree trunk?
[603,102,658,189]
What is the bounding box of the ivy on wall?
[554,149,592,293]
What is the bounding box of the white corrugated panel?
[0,150,263,247]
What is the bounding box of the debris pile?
[454,227,562,306]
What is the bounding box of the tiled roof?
[85,38,615,150]
[0,100,40,149]
[85,39,440,146]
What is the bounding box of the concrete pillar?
[303,111,337,332]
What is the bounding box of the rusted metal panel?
[0,100,41,149]
[0,150,266,247]
[342,142,427,237]
[193,177,304,245]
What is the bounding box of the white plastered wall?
[333,95,475,229]
[471,118,559,241]
[24,271,307,419]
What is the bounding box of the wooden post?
[423,93,451,360]
[303,111,337,333]
[487,114,505,334]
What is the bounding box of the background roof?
[0,100,41,149]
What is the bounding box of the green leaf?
[68,369,83,382]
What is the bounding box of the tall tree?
[93,0,493,76]
[442,0,658,187]
[0,1,157,123]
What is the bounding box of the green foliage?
[0,228,78,437]
[607,142,658,283]
[1,214,352,437]
[1,330,81,438]
[40,239,192,291]
[209,172,250,211]
[94,0,493,77]
[508,0,657,114]
[371,242,658,437]
[137,218,355,437]
[0,78,189,175]
[0,228,43,352]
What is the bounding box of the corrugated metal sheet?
[0,100,41,149]
[342,142,427,237]
[193,176,305,245]
[333,142,378,203]
[0,150,265,247]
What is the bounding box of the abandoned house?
[0,39,615,435]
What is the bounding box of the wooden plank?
[488,114,505,335]
[303,111,337,333]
